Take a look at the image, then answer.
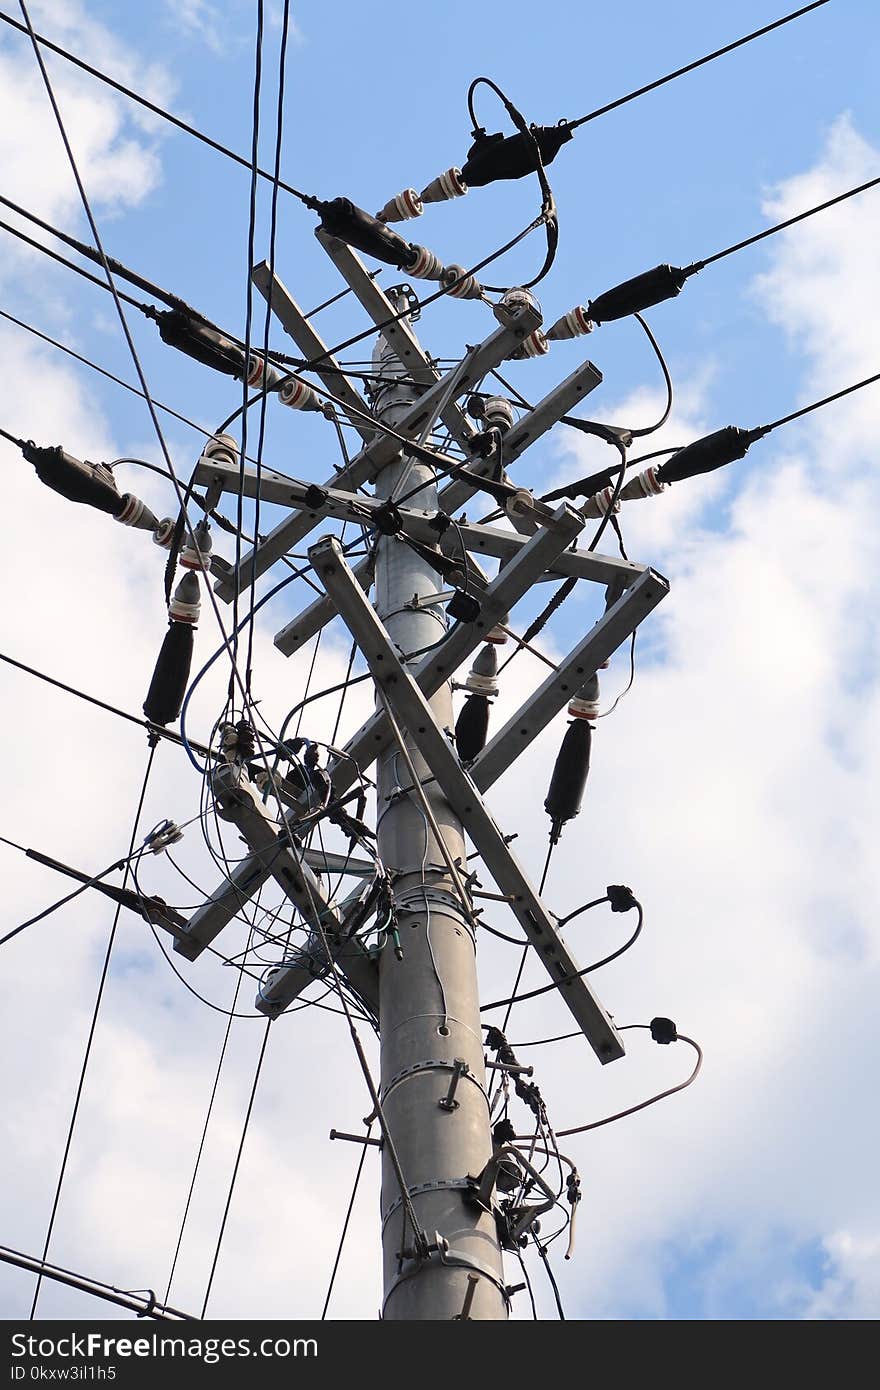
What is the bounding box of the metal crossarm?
[251,260,375,444]
[174,765,378,1016]
[308,535,625,1063]
[212,303,542,602]
[472,566,670,791]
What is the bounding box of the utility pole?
[369,293,506,1319]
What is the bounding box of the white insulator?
[619,465,667,501]
[114,493,158,530]
[485,623,509,645]
[568,673,600,720]
[505,489,536,523]
[202,433,238,468]
[420,167,467,203]
[169,575,201,623]
[546,305,593,341]
[510,328,549,360]
[152,517,176,549]
[278,377,322,412]
[407,244,445,280]
[481,396,516,434]
[441,264,484,300]
[581,484,621,519]
[246,354,283,390]
[180,519,212,571]
[376,188,423,222]
[494,286,542,328]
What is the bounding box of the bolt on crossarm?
[369,293,507,1320]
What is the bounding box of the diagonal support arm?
[308,535,625,1064]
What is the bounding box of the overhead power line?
[0,1244,196,1321]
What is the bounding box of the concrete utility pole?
[370,295,506,1320]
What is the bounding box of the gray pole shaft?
[371,329,507,1320]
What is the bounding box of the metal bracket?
[308,535,625,1064]
[381,1058,489,1111]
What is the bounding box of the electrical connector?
[143,819,184,854]
[656,425,766,484]
[460,123,573,188]
[650,1016,678,1044]
[315,197,418,269]
[606,884,636,913]
[587,264,692,325]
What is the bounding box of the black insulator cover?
[545,718,592,830]
[650,1016,678,1045]
[587,264,690,324]
[317,198,417,269]
[23,443,123,516]
[155,310,244,378]
[656,426,761,485]
[461,124,573,187]
[143,621,194,727]
[455,693,490,763]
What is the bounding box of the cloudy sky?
[1,0,878,1322]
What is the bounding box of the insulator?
[485,621,509,645]
[441,264,484,300]
[505,489,537,524]
[278,376,323,411]
[619,465,667,501]
[464,643,499,696]
[246,354,283,390]
[376,188,423,222]
[179,518,212,571]
[22,442,122,516]
[545,305,592,341]
[587,264,690,325]
[406,244,445,281]
[143,620,195,727]
[580,484,620,519]
[545,718,592,843]
[152,517,176,549]
[144,818,184,853]
[460,124,574,188]
[316,197,417,269]
[656,426,763,485]
[420,167,468,203]
[480,396,516,434]
[168,569,201,623]
[494,286,542,328]
[154,310,244,377]
[114,492,159,532]
[568,673,600,720]
[510,328,549,360]
[455,693,490,763]
[200,433,239,469]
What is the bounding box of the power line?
[569,2,831,129]
[320,1124,375,1319]
[29,741,158,1318]
[0,9,317,207]
[0,1244,196,1321]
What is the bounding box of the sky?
[0,0,879,1323]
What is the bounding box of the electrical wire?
[29,741,158,1318]
[568,2,831,130]
[320,1124,375,1319]
[200,1019,272,1316]
[554,1028,703,1138]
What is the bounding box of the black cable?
[539,446,682,505]
[320,1124,375,1319]
[0,10,318,206]
[534,1238,565,1320]
[569,2,831,129]
[0,216,151,311]
[29,741,157,1319]
[763,370,880,433]
[555,1029,703,1138]
[514,1247,538,1319]
[0,854,130,948]
[481,900,644,1013]
[200,1019,272,1317]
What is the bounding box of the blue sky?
[1,0,880,1323]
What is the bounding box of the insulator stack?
[494,287,542,328]
[279,376,324,412]
[246,354,283,390]
[179,518,212,571]
[114,492,159,532]
[568,673,600,720]
[509,328,549,359]
[143,569,200,727]
[376,188,423,222]
[618,465,667,501]
[455,694,490,763]
[545,717,592,845]
[440,264,484,300]
[580,484,620,519]
[407,245,445,281]
[545,305,592,341]
[420,167,468,204]
[152,517,176,549]
[479,396,516,435]
[200,433,238,471]
[463,644,499,696]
